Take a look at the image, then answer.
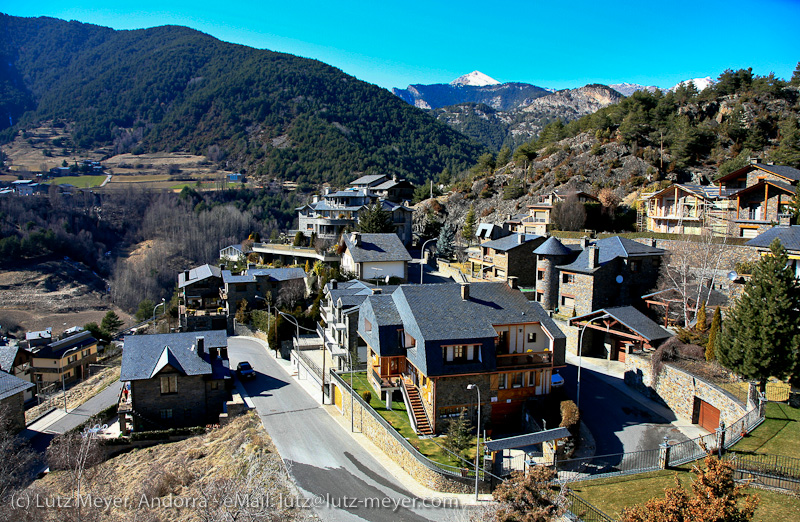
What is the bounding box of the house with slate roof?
[119,331,230,432]
[296,175,414,245]
[341,232,412,283]
[221,267,307,324]
[554,237,664,317]
[0,345,35,402]
[506,190,599,236]
[469,233,546,287]
[355,282,566,435]
[178,264,227,332]
[717,162,800,238]
[746,225,800,279]
[27,330,98,386]
[0,371,35,433]
[319,279,399,371]
[569,307,671,362]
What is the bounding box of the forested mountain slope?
[0,15,485,186]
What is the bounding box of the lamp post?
[577,313,610,412]
[61,346,82,412]
[254,295,277,355]
[152,297,166,324]
[420,238,436,284]
[466,383,481,501]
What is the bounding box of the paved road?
[228,337,459,522]
[559,364,688,456]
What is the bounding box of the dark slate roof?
[557,236,664,273]
[247,267,306,281]
[326,279,375,301]
[571,306,671,342]
[0,370,35,401]
[642,284,728,309]
[746,225,800,251]
[394,283,564,343]
[0,346,20,373]
[351,174,387,186]
[380,200,412,212]
[222,270,255,284]
[121,331,228,381]
[484,427,572,452]
[32,331,97,358]
[370,294,403,326]
[343,233,412,263]
[482,233,542,252]
[729,178,796,198]
[178,264,222,288]
[533,236,572,256]
[756,163,800,182]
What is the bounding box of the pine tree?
[444,408,472,462]
[706,306,721,361]
[100,310,124,334]
[695,301,707,332]
[436,223,456,260]
[716,239,800,390]
[462,204,476,243]
[357,203,394,233]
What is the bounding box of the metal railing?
[667,432,719,467]
[555,448,661,482]
[564,489,615,522]
[730,452,800,493]
[294,349,324,381]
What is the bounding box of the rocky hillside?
[432,84,623,150]
[392,80,551,111]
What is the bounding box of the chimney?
[196,336,205,356]
[184,270,190,281]
[209,346,218,359]
[461,283,470,301]
[351,232,361,246]
[371,288,382,295]
[220,346,228,360]
[517,234,525,245]
[330,279,338,290]
[650,238,657,248]
[588,246,599,269]
[580,237,590,249]
[507,276,518,290]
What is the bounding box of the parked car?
[236,361,256,380]
[551,371,564,388]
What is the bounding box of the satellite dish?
[385,275,390,284]
[615,275,624,284]
[727,271,739,281]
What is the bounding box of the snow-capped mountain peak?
[610,83,659,96]
[450,71,501,87]
[669,76,714,92]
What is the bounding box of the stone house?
[642,183,731,236]
[340,232,412,283]
[119,331,231,431]
[469,233,545,286]
[0,371,35,433]
[27,330,98,387]
[178,264,227,332]
[506,190,599,235]
[549,236,664,317]
[717,162,800,238]
[0,345,35,402]
[357,282,566,435]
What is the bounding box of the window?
[454,346,464,359]
[561,295,575,309]
[527,332,537,343]
[160,409,173,419]
[537,270,545,281]
[82,349,90,357]
[364,318,372,333]
[67,354,77,364]
[498,374,508,390]
[511,373,523,388]
[562,273,575,284]
[629,260,640,273]
[210,381,219,390]
[443,345,477,364]
[536,292,543,302]
[160,375,178,394]
[404,332,417,348]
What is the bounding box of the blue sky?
[2,1,798,90]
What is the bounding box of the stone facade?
[331,373,489,494]
[624,353,751,428]
[131,373,228,430]
[0,391,26,434]
[535,255,565,310]
[431,374,492,432]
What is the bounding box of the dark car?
[236,361,256,380]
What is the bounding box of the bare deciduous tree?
[276,279,305,310]
[551,194,586,231]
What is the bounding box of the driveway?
[558,363,689,456]
[228,337,460,522]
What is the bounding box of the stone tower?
[533,236,573,310]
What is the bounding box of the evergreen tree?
[135,299,155,322]
[292,231,305,247]
[100,310,124,334]
[790,185,800,226]
[496,145,512,167]
[444,408,472,462]
[716,239,800,390]
[706,306,721,361]
[357,203,394,233]
[791,62,800,87]
[436,223,456,260]
[462,204,476,243]
[695,302,707,332]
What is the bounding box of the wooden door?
[333,383,342,410]
[697,399,720,432]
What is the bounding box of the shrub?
[361,391,372,404]
[559,400,580,437]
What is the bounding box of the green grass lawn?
[570,465,800,522]
[348,372,479,469]
[50,175,107,188]
[732,402,800,457]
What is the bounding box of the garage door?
[696,398,720,432]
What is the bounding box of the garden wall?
[330,372,488,494]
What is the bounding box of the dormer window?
[160,375,178,394]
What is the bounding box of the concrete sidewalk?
[565,352,707,441]
[232,335,493,505]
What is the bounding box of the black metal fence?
[564,489,615,522]
[667,431,719,467]
[730,452,800,493]
[555,448,661,482]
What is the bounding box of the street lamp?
[466,383,481,501]
[61,345,82,412]
[420,238,437,284]
[577,313,610,412]
[152,297,166,324]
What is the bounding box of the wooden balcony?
[496,351,552,369]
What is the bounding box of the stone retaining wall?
[624,353,752,428]
[331,373,488,494]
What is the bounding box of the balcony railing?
[496,351,553,368]
[737,209,765,221]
